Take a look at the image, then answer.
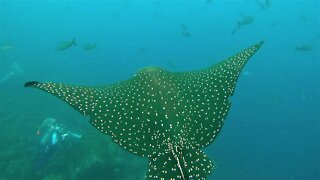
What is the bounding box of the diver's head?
[37,117,57,135]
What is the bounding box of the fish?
[316,33,320,40]
[265,0,272,8]
[206,0,213,4]
[0,45,14,52]
[232,16,254,35]
[84,43,97,51]
[180,23,188,30]
[180,23,192,37]
[256,0,272,10]
[56,38,76,51]
[181,31,192,37]
[137,47,147,51]
[0,62,22,84]
[295,44,312,52]
[270,21,281,27]
[168,61,177,69]
[24,41,264,179]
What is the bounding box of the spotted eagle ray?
[25,42,263,179]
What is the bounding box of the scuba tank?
[51,131,58,145]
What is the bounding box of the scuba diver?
[37,117,82,152]
[34,117,82,169]
[0,61,23,85]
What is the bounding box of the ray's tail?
[146,148,213,180]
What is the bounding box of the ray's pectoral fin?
[24,81,40,87]
[174,41,264,149]
[24,81,98,116]
[146,147,213,180]
[209,41,264,96]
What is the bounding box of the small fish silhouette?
[57,38,76,51]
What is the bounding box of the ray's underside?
[25,41,263,179]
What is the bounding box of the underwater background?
[0,0,319,179]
